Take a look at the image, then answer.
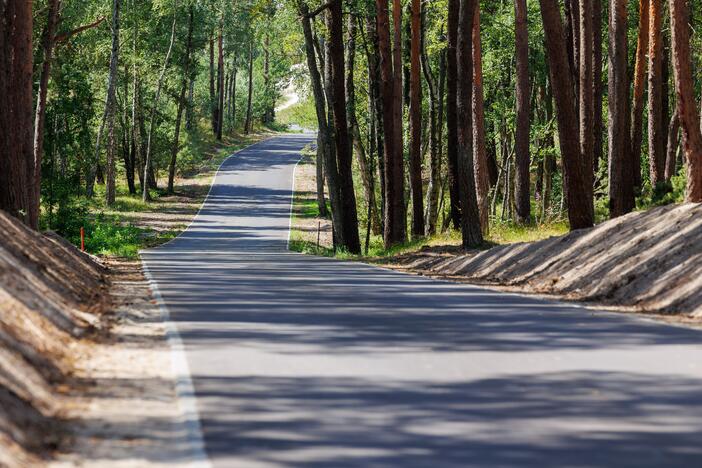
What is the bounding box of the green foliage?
[276,96,318,129]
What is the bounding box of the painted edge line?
[142,261,212,468]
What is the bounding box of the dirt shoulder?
[50,260,194,468]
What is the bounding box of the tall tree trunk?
[168,5,193,194]
[377,0,405,246]
[630,0,649,190]
[538,0,594,229]
[609,0,634,217]
[446,0,461,229]
[328,3,361,253]
[578,0,594,207]
[209,33,216,133]
[592,0,604,175]
[87,0,120,203]
[456,0,483,248]
[391,0,406,244]
[300,3,340,234]
[143,0,178,202]
[230,63,237,131]
[216,20,224,140]
[514,0,530,224]
[244,41,254,134]
[409,0,424,237]
[31,0,61,228]
[365,11,385,230]
[105,0,120,206]
[669,0,702,201]
[472,4,489,234]
[132,18,144,194]
[346,13,380,235]
[648,0,666,188]
[0,0,33,224]
[421,6,440,235]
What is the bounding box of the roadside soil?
[290,151,333,250]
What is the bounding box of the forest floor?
[290,154,702,323]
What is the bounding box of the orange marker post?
[80,227,85,252]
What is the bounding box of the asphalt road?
[141,134,702,467]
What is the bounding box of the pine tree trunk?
[377,0,405,247]
[456,0,483,248]
[578,0,594,206]
[300,3,340,233]
[669,0,702,201]
[538,0,593,229]
[592,0,604,175]
[608,0,634,216]
[514,0,530,224]
[630,0,649,189]
[346,14,380,235]
[31,0,61,228]
[143,0,178,202]
[216,21,224,141]
[328,3,361,253]
[365,12,385,229]
[472,3,489,234]
[446,0,461,230]
[168,5,193,194]
[244,41,254,134]
[105,0,120,206]
[409,0,424,237]
[209,33,216,133]
[421,4,440,235]
[648,0,666,188]
[0,0,33,224]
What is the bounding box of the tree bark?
[608,0,634,217]
[209,33,216,133]
[328,2,361,253]
[143,0,178,202]
[592,0,604,175]
[377,0,405,246]
[421,6,439,235]
[446,0,461,229]
[216,20,224,140]
[472,4,489,234]
[244,41,254,134]
[408,0,424,237]
[578,0,594,207]
[456,0,483,248]
[31,0,61,228]
[300,3,340,233]
[105,0,120,206]
[669,0,702,201]
[365,12,385,230]
[346,14,380,235]
[168,5,193,194]
[514,0,530,224]
[648,0,666,188]
[538,0,593,229]
[0,0,33,224]
[630,0,649,190]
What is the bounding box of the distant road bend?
[141,134,702,467]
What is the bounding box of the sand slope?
[390,203,702,317]
[0,211,109,467]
